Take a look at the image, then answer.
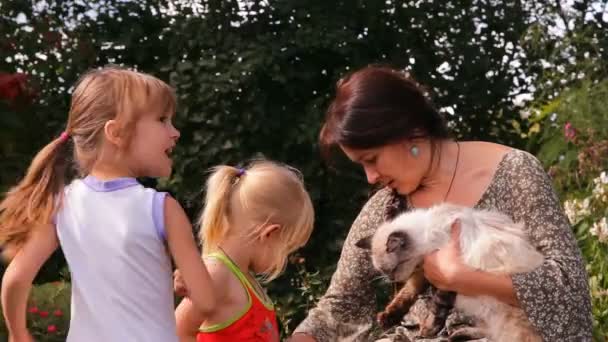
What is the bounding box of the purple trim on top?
[82,175,139,192]
[153,192,168,242]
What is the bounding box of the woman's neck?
[414,140,462,205]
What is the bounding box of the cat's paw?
[417,312,443,337]
[418,312,445,337]
[377,310,404,329]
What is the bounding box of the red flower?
[39,311,49,318]
[28,306,39,314]
[53,309,63,317]
[564,122,577,141]
[47,325,57,333]
[0,73,28,101]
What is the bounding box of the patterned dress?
[294,149,592,341]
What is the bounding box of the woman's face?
[340,139,432,195]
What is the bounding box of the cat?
[357,203,543,342]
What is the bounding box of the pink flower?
[564,122,576,141]
[53,309,63,317]
[47,325,57,333]
[28,306,39,314]
[39,310,49,318]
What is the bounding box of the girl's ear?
[104,119,125,147]
[259,223,281,242]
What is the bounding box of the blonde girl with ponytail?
[1,66,217,342]
[174,160,315,342]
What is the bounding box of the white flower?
[590,217,608,243]
[601,171,608,184]
[564,200,580,224]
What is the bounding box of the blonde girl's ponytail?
[0,132,73,257]
[199,166,244,254]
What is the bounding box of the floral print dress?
[294,149,592,341]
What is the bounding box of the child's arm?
[174,257,232,342]
[164,196,216,315]
[1,223,59,341]
[175,298,203,342]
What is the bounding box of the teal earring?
[410,145,419,157]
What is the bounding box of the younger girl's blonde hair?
[0,66,175,257]
[199,160,315,281]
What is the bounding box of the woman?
[289,66,592,341]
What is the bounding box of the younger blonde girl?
[174,161,315,342]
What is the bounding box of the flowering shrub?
[521,79,608,339]
[565,172,608,241]
[562,171,608,339]
[0,281,70,341]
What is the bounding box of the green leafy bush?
[0,281,71,341]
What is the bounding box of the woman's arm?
[1,224,58,341]
[505,152,592,340]
[164,196,217,316]
[292,188,394,342]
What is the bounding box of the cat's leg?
[447,295,490,341]
[418,289,456,337]
[378,268,428,329]
[447,327,486,341]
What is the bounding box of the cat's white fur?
[369,203,543,342]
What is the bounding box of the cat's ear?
[355,235,373,250]
[386,231,409,253]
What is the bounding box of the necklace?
[408,141,460,209]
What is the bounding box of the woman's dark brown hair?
[319,65,449,160]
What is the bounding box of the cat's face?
[356,217,424,282]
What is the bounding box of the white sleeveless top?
[55,176,177,342]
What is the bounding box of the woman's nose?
[364,166,380,184]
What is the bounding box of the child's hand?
[173,269,189,297]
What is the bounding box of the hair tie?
[59,131,70,142]
[237,168,246,177]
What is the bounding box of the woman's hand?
[422,221,520,306]
[423,220,472,291]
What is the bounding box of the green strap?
[198,252,252,332]
[206,251,274,309]
[207,252,251,287]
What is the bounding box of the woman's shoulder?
[464,141,544,178]
[480,145,555,204]
[494,147,546,179]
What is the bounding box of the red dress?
[196,252,279,342]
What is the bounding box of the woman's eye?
[363,156,376,164]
